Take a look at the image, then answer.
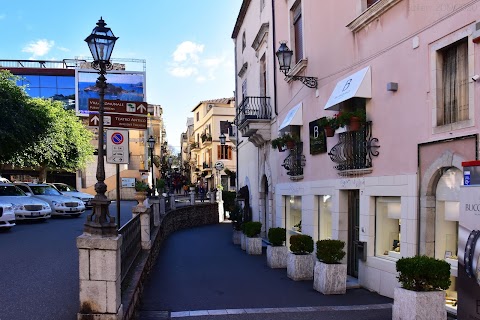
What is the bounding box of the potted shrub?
[156,178,166,194]
[313,239,347,294]
[392,255,451,320]
[318,116,338,137]
[282,132,300,149]
[244,221,262,255]
[230,205,244,245]
[271,136,286,152]
[336,109,366,131]
[267,228,287,269]
[134,180,149,205]
[287,234,315,281]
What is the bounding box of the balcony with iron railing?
[237,97,272,146]
[328,121,380,175]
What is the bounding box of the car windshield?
[0,185,26,196]
[30,185,62,196]
[55,184,77,192]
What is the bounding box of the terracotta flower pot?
[324,126,335,137]
[286,141,296,149]
[348,116,362,131]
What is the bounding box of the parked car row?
[0,182,94,231]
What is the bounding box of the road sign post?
[106,130,130,164]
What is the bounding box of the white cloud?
[168,41,231,82]
[172,41,204,63]
[22,39,54,58]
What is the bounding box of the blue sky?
[0,0,242,150]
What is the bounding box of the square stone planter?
[241,233,246,251]
[287,252,314,281]
[267,245,288,268]
[392,287,446,320]
[232,230,242,245]
[246,237,262,255]
[313,261,347,294]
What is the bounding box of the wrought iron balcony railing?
[282,142,306,180]
[237,96,272,125]
[328,121,380,172]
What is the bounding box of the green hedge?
[268,228,286,246]
[316,239,345,264]
[396,255,451,291]
[244,221,262,238]
[290,234,314,255]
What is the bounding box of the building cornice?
[346,0,403,33]
[251,23,269,51]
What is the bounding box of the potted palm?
[271,136,286,152]
[313,239,347,294]
[244,221,262,255]
[392,255,451,320]
[266,228,287,268]
[287,234,315,281]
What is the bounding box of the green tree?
[9,99,94,182]
[0,70,50,161]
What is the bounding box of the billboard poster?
[458,161,480,319]
[75,70,146,116]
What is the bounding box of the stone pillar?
[209,191,215,203]
[190,190,195,205]
[149,197,160,227]
[170,194,176,210]
[217,190,224,222]
[159,196,165,215]
[132,206,152,250]
[77,234,123,320]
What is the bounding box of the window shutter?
[217,145,221,159]
[228,146,232,160]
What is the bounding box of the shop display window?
[285,195,302,246]
[375,197,401,259]
[317,195,332,240]
[434,167,461,313]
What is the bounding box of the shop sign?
[309,118,327,155]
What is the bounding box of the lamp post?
[84,17,118,236]
[147,135,156,195]
[275,42,318,89]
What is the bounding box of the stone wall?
[122,203,219,320]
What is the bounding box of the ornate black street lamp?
[84,17,119,236]
[275,42,317,89]
[219,132,226,145]
[147,135,156,194]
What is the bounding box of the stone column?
[132,205,152,250]
[159,196,165,215]
[190,190,195,205]
[170,194,176,210]
[217,190,224,222]
[148,197,160,227]
[77,234,123,320]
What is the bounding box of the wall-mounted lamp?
[219,132,226,145]
[275,42,318,89]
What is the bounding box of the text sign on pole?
[106,129,129,164]
[88,99,148,115]
[89,113,148,130]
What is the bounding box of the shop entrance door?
[348,190,360,278]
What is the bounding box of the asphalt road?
[0,200,138,320]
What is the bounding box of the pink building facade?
[233,0,478,313]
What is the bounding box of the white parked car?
[15,183,85,218]
[49,183,94,208]
[0,183,51,221]
[0,201,15,231]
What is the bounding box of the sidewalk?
[139,223,392,320]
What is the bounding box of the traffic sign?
[88,99,148,115]
[89,113,147,130]
[214,161,225,171]
[106,130,129,164]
